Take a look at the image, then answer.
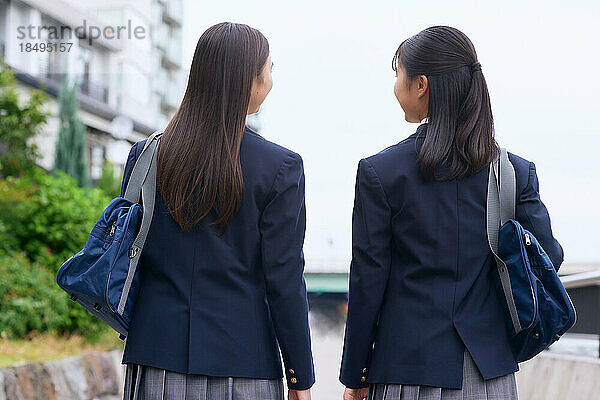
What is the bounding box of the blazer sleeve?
[120,141,141,198]
[259,152,315,390]
[339,158,392,389]
[515,161,564,271]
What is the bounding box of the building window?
[90,144,105,180]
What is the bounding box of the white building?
[0,0,187,181]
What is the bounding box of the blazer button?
[289,369,295,374]
[362,367,367,373]
[290,377,298,384]
[361,376,366,382]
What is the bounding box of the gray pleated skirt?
[122,363,284,400]
[368,350,518,400]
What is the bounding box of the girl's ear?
[417,75,428,98]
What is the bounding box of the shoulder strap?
[498,148,516,224]
[487,147,522,334]
[118,130,162,315]
[123,130,163,202]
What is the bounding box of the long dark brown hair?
[157,22,269,232]
[393,26,498,181]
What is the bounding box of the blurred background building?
[0,0,186,183]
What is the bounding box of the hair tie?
[470,61,482,72]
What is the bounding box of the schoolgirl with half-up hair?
[392,26,496,181]
[340,26,562,400]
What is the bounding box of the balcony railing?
[153,68,168,95]
[152,23,168,51]
[42,72,109,104]
[78,78,109,104]
[162,0,182,27]
[161,42,182,69]
[161,86,179,112]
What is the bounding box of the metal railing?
[560,269,600,357]
[162,0,183,27]
[42,72,109,104]
[161,40,182,69]
[561,270,600,289]
[152,23,168,51]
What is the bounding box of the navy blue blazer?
[339,123,563,389]
[119,127,315,390]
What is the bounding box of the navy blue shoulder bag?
[486,148,576,362]
[56,131,162,339]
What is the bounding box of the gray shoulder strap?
[498,148,516,224]
[486,147,522,334]
[118,130,162,316]
[123,130,163,202]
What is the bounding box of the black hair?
[393,25,499,181]
[158,22,269,232]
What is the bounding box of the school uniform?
[119,126,315,399]
[339,122,563,399]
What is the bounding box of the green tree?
[0,59,49,178]
[97,159,121,198]
[53,78,90,187]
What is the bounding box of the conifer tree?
[53,78,90,187]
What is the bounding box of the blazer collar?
[244,125,264,138]
[408,122,428,140]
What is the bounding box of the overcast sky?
[184,0,600,265]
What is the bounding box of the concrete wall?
[2,348,599,399]
[0,350,124,400]
[516,352,600,399]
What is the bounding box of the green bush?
[0,166,111,274]
[0,167,118,339]
[0,251,68,338]
[0,218,18,254]
[0,251,112,340]
[97,159,122,199]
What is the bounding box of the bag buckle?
[129,247,139,259]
